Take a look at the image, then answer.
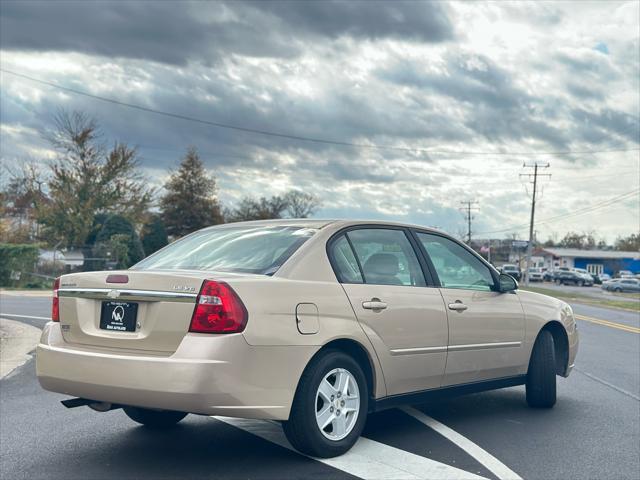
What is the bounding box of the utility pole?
[459,200,479,245]
[520,163,551,285]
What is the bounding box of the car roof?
[201,218,336,230]
[203,218,446,233]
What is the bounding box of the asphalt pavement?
[530,281,640,303]
[1,292,638,480]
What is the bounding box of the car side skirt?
[371,374,527,412]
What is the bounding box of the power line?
[2,68,639,157]
[477,189,640,236]
[534,190,639,225]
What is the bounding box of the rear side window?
[331,235,364,283]
[133,226,316,275]
[343,229,426,287]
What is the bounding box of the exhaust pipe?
[61,398,121,412]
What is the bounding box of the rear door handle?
[362,299,387,310]
[448,301,468,312]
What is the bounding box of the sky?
[0,0,639,243]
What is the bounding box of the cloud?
[0,0,453,66]
[0,1,638,242]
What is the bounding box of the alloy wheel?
[315,368,360,441]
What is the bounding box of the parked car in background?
[574,268,593,281]
[617,270,634,278]
[544,267,570,282]
[501,264,521,281]
[590,272,612,285]
[35,219,579,458]
[528,267,544,282]
[556,270,593,287]
[602,278,640,293]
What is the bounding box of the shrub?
[0,244,40,287]
[93,215,144,269]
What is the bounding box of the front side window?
[133,225,316,274]
[346,229,426,287]
[416,232,494,291]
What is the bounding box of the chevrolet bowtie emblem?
[107,290,121,299]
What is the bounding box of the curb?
[0,318,42,379]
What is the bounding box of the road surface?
[1,292,638,480]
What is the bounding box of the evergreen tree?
[37,110,153,248]
[141,214,169,255]
[83,213,109,271]
[160,147,223,237]
[94,214,145,268]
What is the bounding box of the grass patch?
[522,286,639,312]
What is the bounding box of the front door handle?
[363,299,387,310]
[448,301,468,312]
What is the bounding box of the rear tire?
[283,350,368,458]
[526,330,557,408]
[123,406,187,428]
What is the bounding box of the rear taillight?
[189,280,248,334]
[52,277,60,322]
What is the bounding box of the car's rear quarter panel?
[229,276,387,398]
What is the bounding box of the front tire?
[284,350,368,458]
[526,330,557,408]
[123,406,187,428]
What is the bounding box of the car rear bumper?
[36,322,317,420]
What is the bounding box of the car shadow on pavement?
[69,417,340,480]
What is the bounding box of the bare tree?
[284,191,321,218]
[225,190,322,223]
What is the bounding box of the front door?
[414,232,526,386]
[329,228,448,395]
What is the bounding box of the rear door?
[329,227,448,395]
[413,232,526,386]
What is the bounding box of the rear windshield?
[133,225,317,274]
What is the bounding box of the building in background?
[534,248,640,275]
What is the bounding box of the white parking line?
[401,407,522,480]
[215,416,486,480]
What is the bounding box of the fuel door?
[296,303,319,335]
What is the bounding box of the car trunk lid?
[57,270,252,354]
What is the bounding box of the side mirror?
[498,273,518,292]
